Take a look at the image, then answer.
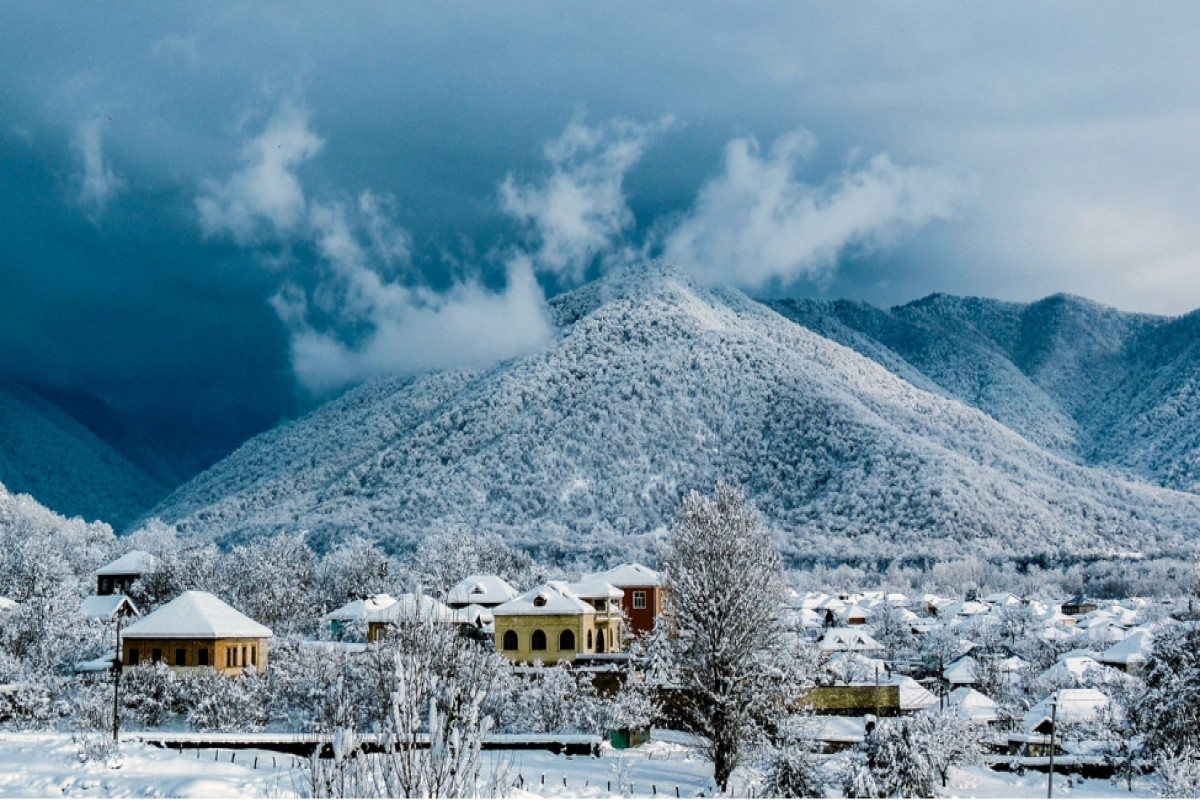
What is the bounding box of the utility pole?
[1046,692,1058,799]
[111,613,122,742]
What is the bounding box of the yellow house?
[492,581,624,664]
[121,590,272,676]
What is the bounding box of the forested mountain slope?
[0,385,166,528]
[151,266,1200,565]
[769,294,1200,493]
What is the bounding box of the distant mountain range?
[0,384,167,528]
[142,265,1200,565]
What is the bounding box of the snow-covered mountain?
[0,385,166,528]
[768,293,1200,493]
[149,265,1200,565]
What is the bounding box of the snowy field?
[0,732,1166,798]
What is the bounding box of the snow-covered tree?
[1132,621,1200,756]
[1155,746,1200,798]
[842,718,935,798]
[910,710,984,788]
[760,715,826,798]
[655,482,787,792]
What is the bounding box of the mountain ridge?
[147,265,1200,564]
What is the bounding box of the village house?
[322,594,396,641]
[365,593,467,643]
[492,580,624,664]
[95,550,154,596]
[582,563,664,636]
[121,590,272,676]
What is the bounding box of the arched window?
[502,630,519,650]
[596,630,606,653]
[587,630,593,650]
[531,630,547,651]
[559,629,576,650]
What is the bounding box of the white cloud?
[200,103,551,395]
[195,101,324,243]
[73,119,125,216]
[276,256,552,396]
[500,114,671,282]
[662,131,961,289]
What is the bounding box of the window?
[128,648,139,665]
[531,630,547,651]
[593,599,606,611]
[502,630,519,650]
[226,648,233,668]
[596,630,606,654]
[587,630,593,650]
[633,591,647,610]
[152,648,162,664]
[559,629,576,650]
[198,648,208,667]
[100,577,112,595]
[175,648,186,667]
[250,645,257,667]
[241,646,247,667]
[533,594,547,607]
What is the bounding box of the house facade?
[492,581,624,664]
[121,590,272,676]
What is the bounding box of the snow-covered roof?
[943,687,1000,722]
[819,627,883,652]
[323,594,397,622]
[1100,628,1152,667]
[367,593,465,625]
[493,583,594,616]
[123,591,272,639]
[460,603,495,627]
[1023,688,1108,731]
[893,676,938,711]
[446,575,519,607]
[74,652,117,674]
[584,562,662,588]
[80,594,139,621]
[558,579,622,601]
[944,656,979,685]
[96,550,155,577]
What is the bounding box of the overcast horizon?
[4,3,1200,468]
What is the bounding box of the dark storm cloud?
[3,2,1200,465]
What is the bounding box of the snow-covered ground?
[0,732,1166,798]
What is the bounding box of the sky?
[3,2,1200,472]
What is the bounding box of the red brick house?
[585,563,664,636]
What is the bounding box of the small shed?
[95,551,154,596]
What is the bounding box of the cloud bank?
[199,104,553,396]
[662,131,961,289]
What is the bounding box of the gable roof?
[1023,688,1108,731]
[1101,628,1153,666]
[96,550,155,577]
[81,594,140,621]
[818,627,883,652]
[122,591,272,639]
